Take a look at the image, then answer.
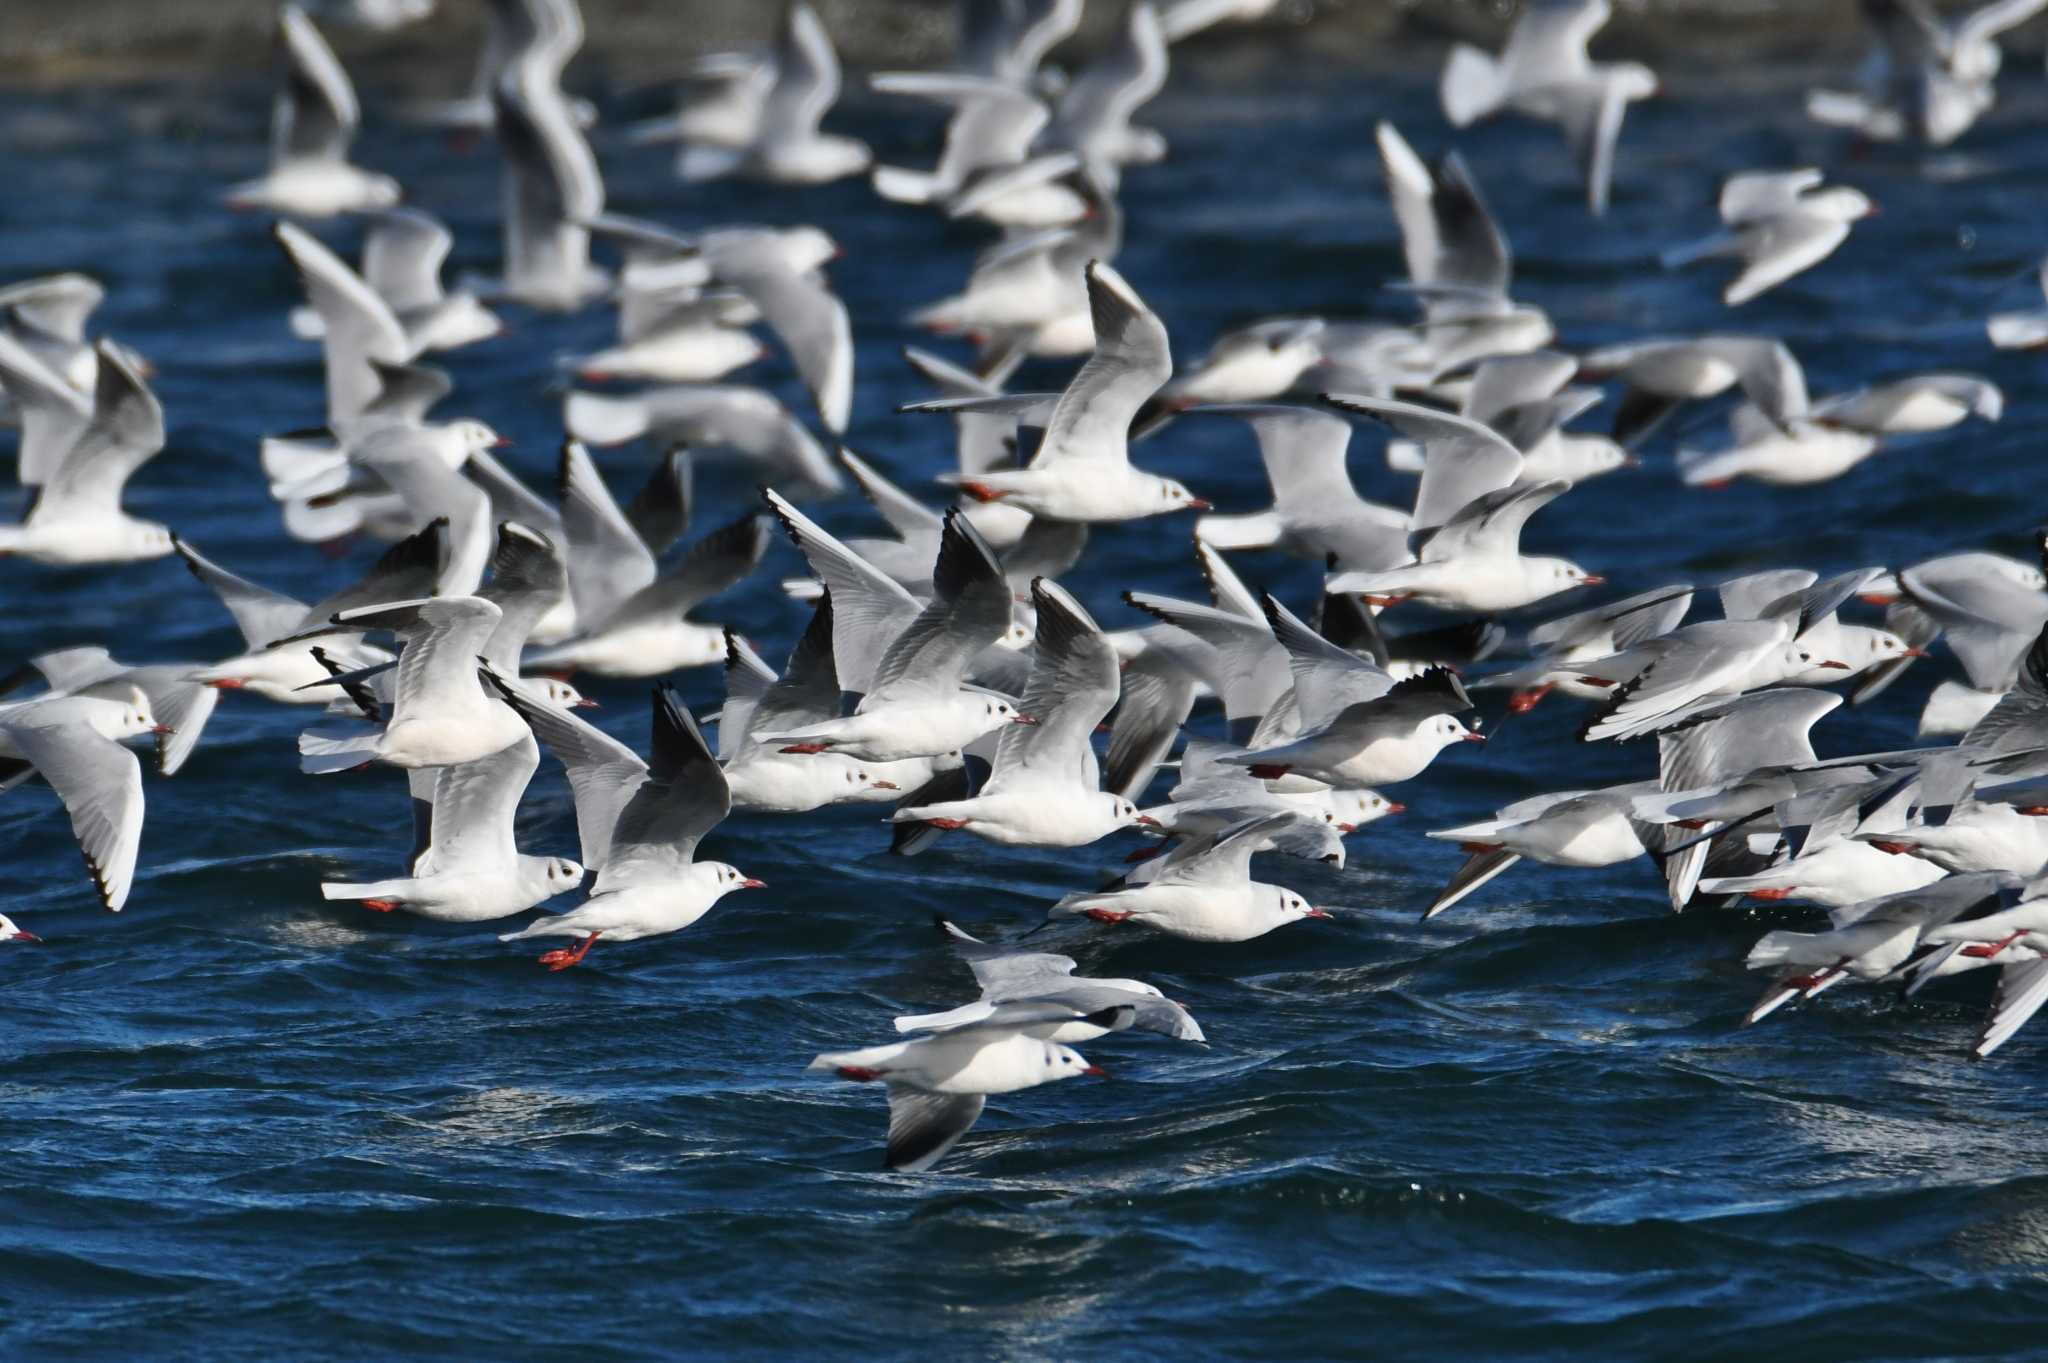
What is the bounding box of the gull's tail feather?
[298,727,381,775]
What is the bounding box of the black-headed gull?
[903,261,1210,522]
[0,325,93,487]
[1577,570,1877,743]
[225,6,400,217]
[1217,603,1481,787]
[321,732,584,921]
[1188,404,1409,572]
[869,75,1083,228]
[292,210,501,357]
[954,0,1080,87]
[177,519,441,703]
[1743,873,2018,1024]
[1438,0,1656,215]
[0,342,170,565]
[488,15,608,312]
[1423,783,1658,919]
[525,444,770,678]
[295,597,529,772]
[1048,812,1329,942]
[1807,0,2046,145]
[1661,169,1874,307]
[4,647,217,778]
[675,3,871,185]
[0,913,38,943]
[1157,319,1325,409]
[718,600,908,813]
[1045,1,1169,188]
[492,681,762,970]
[893,578,1149,847]
[761,493,1026,762]
[1577,334,1808,448]
[0,693,163,912]
[1678,374,2000,489]
[564,384,841,497]
[808,1003,1117,1173]
[1473,584,1694,715]
[899,917,1203,1042]
[1323,478,1600,614]
[1138,735,1402,853]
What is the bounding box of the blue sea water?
[6,34,2048,1362]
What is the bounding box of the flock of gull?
[5,0,2048,1173]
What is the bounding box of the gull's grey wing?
[884,1088,985,1173]
[479,521,568,672]
[488,669,647,870]
[37,342,165,520]
[763,489,922,696]
[761,0,844,143]
[4,710,145,912]
[742,589,842,746]
[275,222,407,425]
[841,448,943,547]
[557,440,657,629]
[301,516,448,626]
[1421,477,1572,559]
[275,5,359,165]
[1037,261,1171,469]
[935,916,1080,996]
[988,577,1119,793]
[1323,393,1521,530]
[598,685,731,888]
[624,447,693,557]
[0,330,92,486]
[0,273,104,344]
[604,513,770,628]
[1377,123,1511,298]
[1154,811,1298,886]
[419,730,538,875]
[362,208,452,312]
[1105,645,1196,800]
[709,238,853,434]
[1261,593,1395,731]
[868,511,1014,702]
[174,537,316,650]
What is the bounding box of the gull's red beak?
[11,930,40,943]
[739,878,767,890]
[574,697,601,708]
[1508,684,1554,714]
[1385,801,1407,815]
[1580,574,1607,586]
[1012,713,1039,725]
[1819,659,1852,670]
[1082,1065,1109,1077]
[1901,647,1930,658]
[1184,498,1214,512]
[152,724,176,735]
[1304,908,1333,919]
[494,436,514,448]
[1135,814,1162,827]
[1462,731,1488,742]
[869,780,899,791]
